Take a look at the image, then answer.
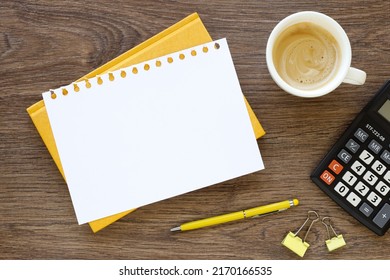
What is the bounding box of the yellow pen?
[170,198,299,232]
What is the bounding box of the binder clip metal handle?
[282,210,319,257]
[295,210,320,243]
[322,217,346,252]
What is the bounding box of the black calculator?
[311,80,390,235]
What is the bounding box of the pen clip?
[251,208,287,218]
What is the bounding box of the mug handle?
[343,67,366,85]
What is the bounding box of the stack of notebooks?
[27,13,266,232]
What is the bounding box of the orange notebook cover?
[27,13,265,232]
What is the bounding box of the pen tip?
[170,226,181,232]
[293,199,299,206]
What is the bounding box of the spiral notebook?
[43,38,264,224]
[28,13,265,232]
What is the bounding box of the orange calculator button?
[320,170,335,185]
[328,159,344,174]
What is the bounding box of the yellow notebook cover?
[27,13,265,232]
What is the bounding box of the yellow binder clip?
[322,217,346,252]
[282,210,319,257]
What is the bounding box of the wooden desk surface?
[1,0,389,260]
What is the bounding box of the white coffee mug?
[266,11,366,98]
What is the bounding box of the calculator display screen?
[378,99,390,122]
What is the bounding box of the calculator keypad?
[346,192,361,206]
[363,171,378,186]
[368,139,382,154]
[375,181,390,196]
[372,160,386,175]
[342,171,357,186]
[335,182,349,196]
[373,203,390,228]
[359,202,374,217]
[328,159,344,174]
[380,150,390,165]
[367,191,381,206]
[315,125,390,235]
[338,149,352,164]
[351,160,366,175]
[346,139,360,153]
[354,128,369,143]
[355,182,369,196]
[359,150,374,165]
[384,171,390,184]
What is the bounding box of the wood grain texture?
[1,0,390,259]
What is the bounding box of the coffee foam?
[273,22,340,90]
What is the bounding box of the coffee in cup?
[266,11,366,98]
[273,22,340,90]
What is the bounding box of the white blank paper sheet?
[43,39,264,224]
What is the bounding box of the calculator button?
[354,128,369,143]
[334,182,349,197]
[328,159,343,174]
[373,203,390,228]
[346,139,360,154]
[375,181,390,196]
[342,171,357,186]
[320,170,335,185]
[384,171,390,184]
[367,191,382,206]
[346,192,361,207]
[350,160,366,176]
[363,170,378,186]
[359,150,374,165]
[368,139,383,154]
[354,181,370,196]
[338,149,352,164]
[359,202,374,217]
[380,150,390,165]
[371,160,387,175]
